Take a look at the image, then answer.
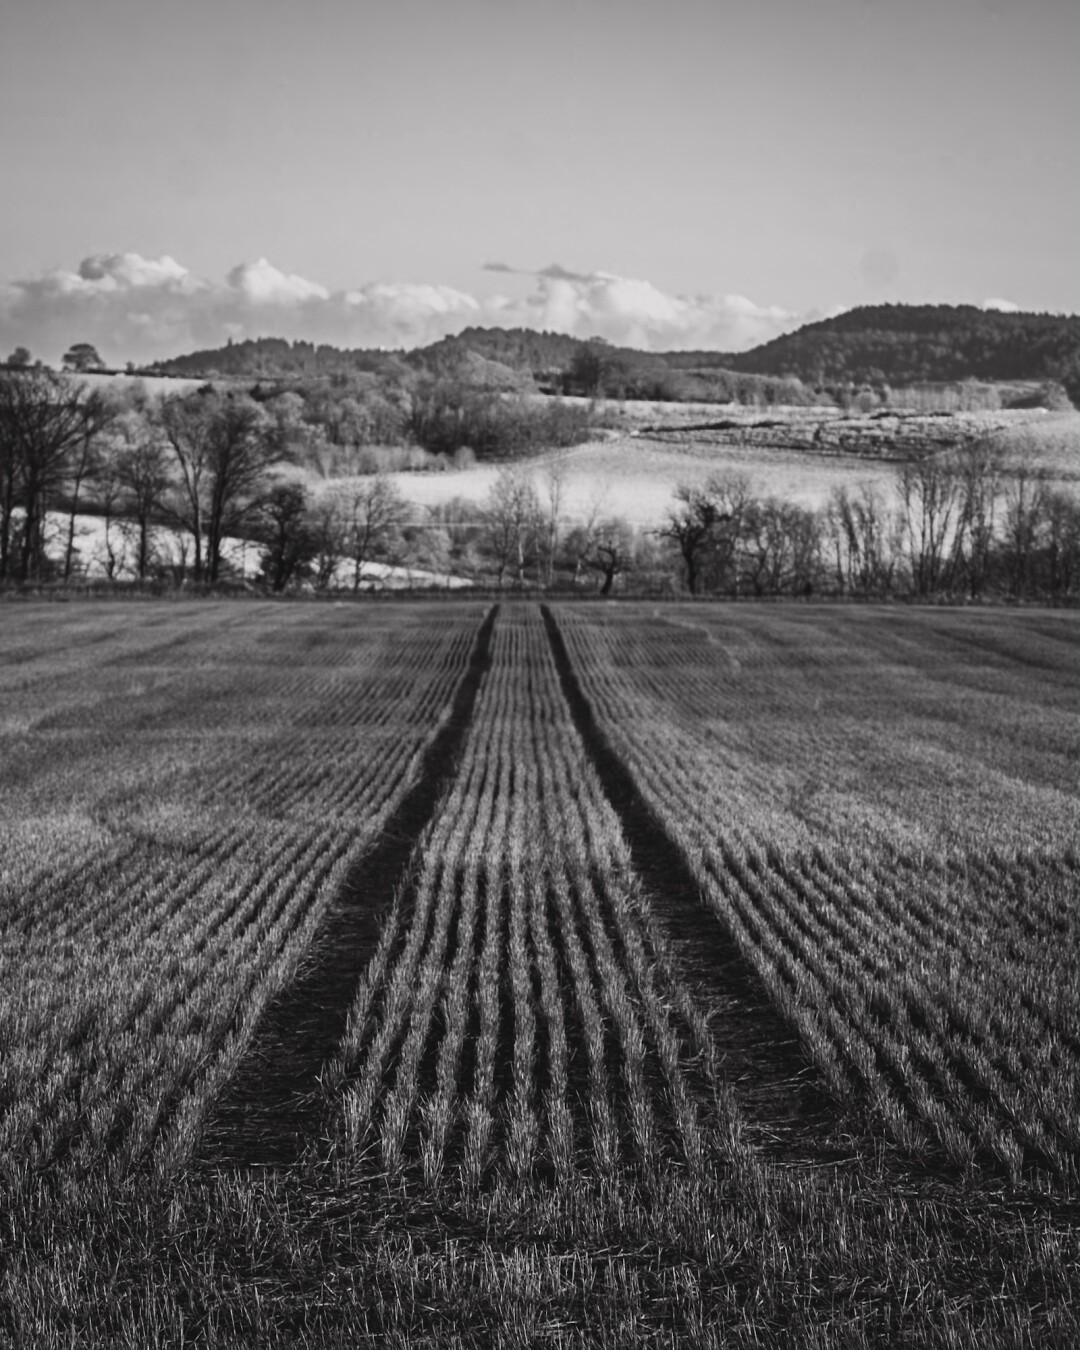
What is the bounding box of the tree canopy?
[62,343,106,373]
[720,304,1080,403]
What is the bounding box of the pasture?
[2,597,1079,1346]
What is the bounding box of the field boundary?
[199,605,499,1168]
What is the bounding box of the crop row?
[554,604,1080,1182]
[326,606,743,1187]
[0,604,488,1185]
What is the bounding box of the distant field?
[70,371,210,397]
[359,411,1080,527]
[992,409,1080,476]
[325,434,901,527]
[3,598,1079,1345]
[57,374,1080,529]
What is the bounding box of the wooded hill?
[715,304,1080,401]
[144,332,817,405]
[143,305,1080,406]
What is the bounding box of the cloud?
[8,252,202,306]
[481,260,591,280]
[518,268,798,351]
[0,251,805,365]
[226,258,330,304]
[536,263,596,284]
[345,281,480,321]
[76,253,197,291]
[981,297,1021,313]
[482,262,799,350]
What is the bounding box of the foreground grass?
[5,1155,1079,1347]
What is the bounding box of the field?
[371,409,1080,528]
[2,597,1080,1346]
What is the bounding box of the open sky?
[1,0,1077,364]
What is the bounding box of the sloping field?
[381,410,1080,527]
[992,409,1080,477]
[3,598,1080,1346]
[366,434,899,526]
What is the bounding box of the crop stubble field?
[2,597,1079,1346]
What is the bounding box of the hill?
[146,331,810,405]
[713,303,1080,402]
[144,336,406,380]
[142,305,1080,407]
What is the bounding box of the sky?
[1,0,1077,365]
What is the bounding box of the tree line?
[0,369,608,591]
[0,366,599,585]
[0,372,279,585]
[3,367,1080,601]
[658,447,1080,603]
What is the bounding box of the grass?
[2,598,1080,1345]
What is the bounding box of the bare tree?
[740,498,823,596]
[482,468,542,589]
[658,483,723,596]
[61,421,102,582]
[949,440,1004,599]
[825,484,899,596]
[896,456,963,596]
[61,393,121,581]
[540,457,568,587]
[658,473,752,596]
[343,475,409,590]
[92,455,128,580]
[581,516,636,596]
[113,415,171,581]
[788,503,825,597]
[1043,488,1080,599]
[1002,465,1048,598]
[203,396,274,583]
[158,389,273,583]
[158,392,213,581]
[307,493,348,589]
[0,371,112,581]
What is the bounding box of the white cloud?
[0,251,805,365]
[515,268,799,352]
[226,257,330,304]
[981,297,1021,313]
[343,281,481,338]
[18,253,201,301]
[78,253,196,290]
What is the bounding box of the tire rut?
[540,603,844,1164]
[198,605,499,1169]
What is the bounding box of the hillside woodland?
[125,305,1080,409]
[715,304,1080,406]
